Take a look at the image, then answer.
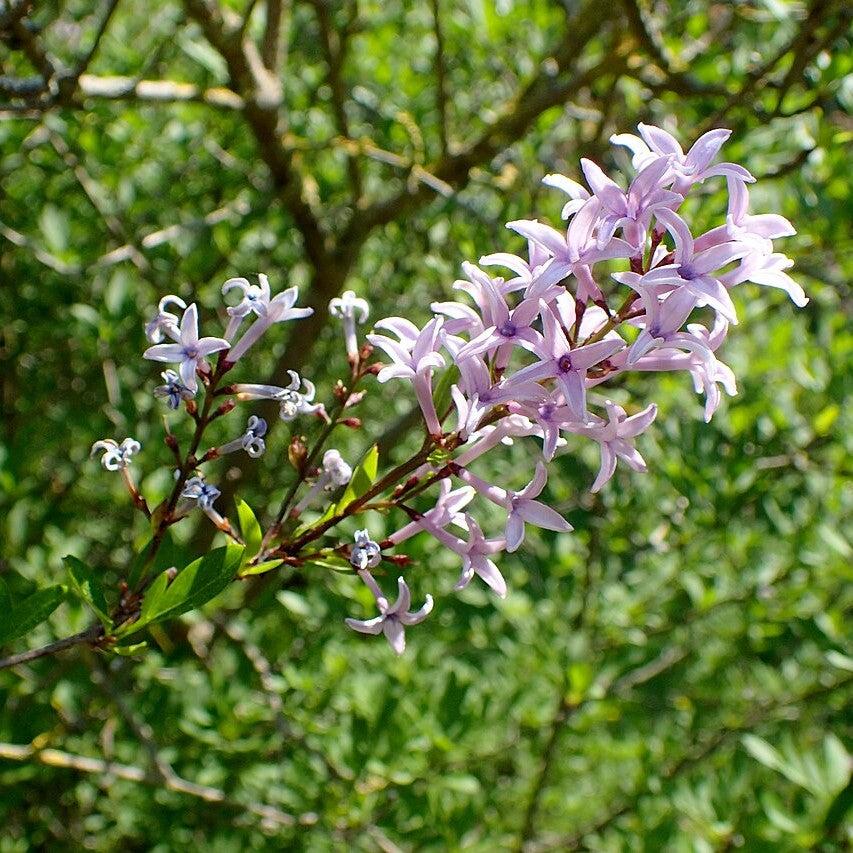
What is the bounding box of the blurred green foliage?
[0,0,851,849]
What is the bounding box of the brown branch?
[261,0,284,72]
[700,0,842,132]
[0,626,104,671]
[0,740,316,827]
[183,0,330,273]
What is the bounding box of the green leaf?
[39,203,69,253]
[119,546,244,638]
[0,585,66,646]
[64,556,112,629]
[153,545,244,621]
[236,499,262,560]
[109,641,148,657]
[305,554,351,572]
[336,444,379,512]
[238,559,284,578]
[742,735,785,774]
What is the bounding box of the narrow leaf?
[236,499,262,560]
[0,586,65,646]
[64,556,112,629]
[238,559,284,578]
[149,545,244,623]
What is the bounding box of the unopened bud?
[365,362,384,376]
[341,417,361,429]
[185,399,198,416]
[386,553,412,566]
[288,435,307,471]
[359,342,374,361]
[211,399,236,420]
[164,434,179,451]
[333,380,349,402]
[345,391,366,408]
[200,447,220,462]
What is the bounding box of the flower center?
[557,354,573,373]
[677,263,697,280]
[183,346,199,359]
[498,320,517,338]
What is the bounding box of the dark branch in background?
[260,0,284,72]
[0,626,104,670]
[68,0,122,84]
[310,0,361,198]
[429,0,449,155]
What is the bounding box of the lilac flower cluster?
[89,123,802,659]
[354,124,803,653]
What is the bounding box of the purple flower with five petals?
[506,301,624,418]
[565,401,657,492]
[144,303,230,392]
[368,316,446,436]
[345,573,433,655]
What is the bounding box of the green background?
[1,0,851,849]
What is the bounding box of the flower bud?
[288,435,308,471]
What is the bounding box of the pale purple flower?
[613,275,703,365]
[452,262,507,327]
[388,479,475,545]
[91,438,140,471]
[577,156,682,249]
[454,462,573,553]
[625,317,736,421]
[221,275,268,339]
[565,401,657,491]
[541,172,591,220]
[455,277,543,366]
[719,249,807,307]
[143,303,230,393]
[226,283,313,362]
[368,316,446,435]
[144,295,186,343]
[346,572,433,654]
[181,475,226,527]
[508,200,634,302]
[234,371,325,421]
[692,177,796,253]
[153,369,195,408]
[510,392,576,461]
[453,414,545,467]
[611,124,754,194]
[329,290,370,358]
[653,207,746,323]
[506,301,624,418]
[218,415,268,458]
